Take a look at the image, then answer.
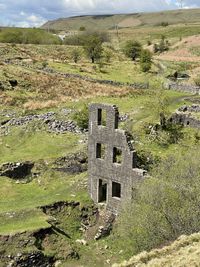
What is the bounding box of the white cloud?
[0,3,6,10]
[175,0,199,8]
[25,14,47,27]
[0,0,199,27]
[20,11,26,16]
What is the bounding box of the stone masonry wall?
[166,82,200,95]
[88,104,145,214]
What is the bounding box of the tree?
[71,48,81,63]
[140,49,152,72]
[83,33,103,63]
[73,104,89,130]
[123,40,142,61]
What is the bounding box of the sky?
[0,0,199,28]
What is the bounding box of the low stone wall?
[4,60,149,90]
[166,82,200,95]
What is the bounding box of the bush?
[64,31,109,46]
[153,36,170,54]
[71,48,81,63]
[147,40,152,46]
[115,147,200,255]
[64,35,85,46]
[73,104,89,130]
[157,21,169,27]
[194,76,200,87]
[79,26,86,31]
[140,49,152,72]
[103,48,113,63]
[0,28,61,45]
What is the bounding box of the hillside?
[113,232,200,267]
[1,9,200,265]
[41,8,200,31]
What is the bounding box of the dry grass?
[0,43,80,62]
[113,233,200,267]
[0,64,133,110]
[156,35,200,63]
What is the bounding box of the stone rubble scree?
[0,109,129,136]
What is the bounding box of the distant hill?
[41,8,200,31]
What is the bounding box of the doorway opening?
[98,179,107,203]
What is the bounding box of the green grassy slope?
[41,8,200,31]
[113,232,200,267]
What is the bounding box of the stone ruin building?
[169,104,200,129]
[88,103,145,214]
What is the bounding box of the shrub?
[115,147,200,256]
[79,26,86,31]
[140,49,152,72]
[157,21,169,27]
[73,104,89,130]
[147,40,152,46]
[64,35,85,46]
[71,48,81,63]
[153,36,170,54]
[194,76,200,87]
[42,61,48,69]
[63,31,109,46]
[103,48,113,63]
[0,28,61,45]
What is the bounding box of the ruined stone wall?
[170,113,200,129]
[4,60,149,90]
[166,82,200,95]
[169,105,200,129]
[88,103,145,214]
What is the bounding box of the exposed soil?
[54,152,88,174]
[0,162,34,180]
